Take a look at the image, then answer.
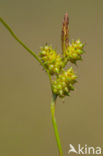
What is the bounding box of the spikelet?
[52,67,77,97]
[39,45,64,75]
[65,39,85,63]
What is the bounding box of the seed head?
[39,13,85,99]
[52,68,77,97]
[39,45,64,74]
[65,39,84,63]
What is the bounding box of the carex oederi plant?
[0,13,85,156]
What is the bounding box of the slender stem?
[0,17,52,83]
[0,17,41,64]
[0,17,63,156]
[51,93,63,156]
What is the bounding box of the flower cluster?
[39,40,84,97]
[52,67,77,97]
[39,45,64,74]
[65,39,84,63]
[39,13,85,98]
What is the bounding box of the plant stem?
[0,17,52,82]
[0,17,41,64]
[51,93,63,156]
[0,17,63,155]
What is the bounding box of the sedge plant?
[0,13,85,156]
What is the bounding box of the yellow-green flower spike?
[39,45,64,74]
[38,15,85,99]
[65,39,84,64]
[52,68,77,97]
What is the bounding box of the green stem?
[0,17,52,84]
[0,16,63,156]
[51,93,63,156]
[0,17,41,64]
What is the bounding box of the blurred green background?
[0,0,103,156]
